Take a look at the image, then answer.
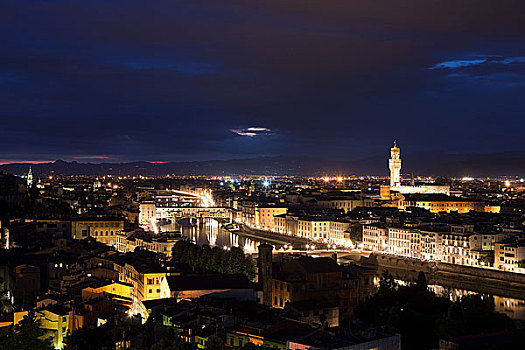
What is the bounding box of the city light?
[3,2,523,348]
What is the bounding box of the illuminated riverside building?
[363,225,421,258]
[440,232,488,267]
[387,227,421,258]
[274,213,300,237]
[255,205,287,230]
[419,227,447,261]
[495,236,525,272]
[363,224,495,265]
[297,218,331,240]
[273,213,351,245]
[362,225,388,252]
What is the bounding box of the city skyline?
[1,1,525,163]
[3,2,525,349]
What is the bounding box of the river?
[159,218,525,320]
[158,217,269,254]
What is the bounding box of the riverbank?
[354,253,525,301]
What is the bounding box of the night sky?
[1,1,524,164]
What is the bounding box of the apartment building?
[388,227,421,258]
[441,232,482,266]
[113,251,167,317]
[297,217,330,240]
[495,237,525,272]
[255,205,287,231]
[362,225,388,252]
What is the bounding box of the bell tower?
[258,243,273,306]
[27,166,33,188]
[389,141,401,187]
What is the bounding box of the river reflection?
[428,284,525,320]
[372,276,525,320]
[159,218,525,321]
[158,218,261,253]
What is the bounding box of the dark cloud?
[0,0,524,162]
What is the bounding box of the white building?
[388,227,420,258]
[362,225,388,252]
[388,141,450,195]
[139,202,156,225]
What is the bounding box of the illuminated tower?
[27,166,33,188]
[389,141,401,187]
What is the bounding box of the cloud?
[429,59,487,70]
[500,56,525,65]
[429,56,525,70]
[230,127,274,137]
[1,1,525,160]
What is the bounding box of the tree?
[349,224,363,244]
[436,295,515,340]
[240,343,258,350]
[378,270,396,293]
[356,282,514,349]
[0,310,53,350]
[150,336,195,350]
[65,327,115,350]
[244,256,256,281]
[173,240,255,279]
[206,335,224,350]
[415,271,428,292]
[0,294,17,314]
[142,316,156,350]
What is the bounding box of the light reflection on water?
[160,218,525,321]
[371,276,525,320]
[158,218,260,253]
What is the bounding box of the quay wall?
[358,253,525,300]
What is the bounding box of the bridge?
[156,206,228,219]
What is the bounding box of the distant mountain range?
[1,152,525,177]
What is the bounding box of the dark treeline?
[172,241,256,281]
[355,271,518,349]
